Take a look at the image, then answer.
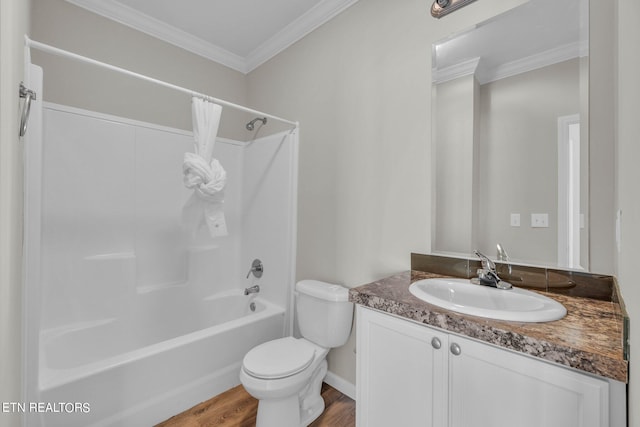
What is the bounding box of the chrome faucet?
[472,250,512,290]
[244,285,260,295]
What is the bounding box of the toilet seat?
[242,337,316,379]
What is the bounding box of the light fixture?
[431,0,478,18]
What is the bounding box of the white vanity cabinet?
[356,305,448,427]
[356,306,620,427]
[447,334,609,427]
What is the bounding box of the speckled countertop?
[349,271,628,383]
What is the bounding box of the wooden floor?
[156,383,355,427]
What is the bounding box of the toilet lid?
[243,337,316,379]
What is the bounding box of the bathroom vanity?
[350,262,628,427]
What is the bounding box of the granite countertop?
[349,270,628,383]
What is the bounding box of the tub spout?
[244,285,260,295]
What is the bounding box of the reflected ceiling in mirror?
[431,0,590,270]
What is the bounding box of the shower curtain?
[182,97,228,237]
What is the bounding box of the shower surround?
[23,102,298,427]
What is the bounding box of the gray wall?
[434,75,477,255]
[30,0,249,140]
[433,59,583,267]
[616,0,640,425]
[589,1,617,275]
[477,59,580,266]
[0,1,31,426]
[246,0,527,385]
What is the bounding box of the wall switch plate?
[510,213,520,227]
[531,213,549,228]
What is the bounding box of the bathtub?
[33,290,285,427]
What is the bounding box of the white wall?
[0,1,30,426]
[616,1,640,426]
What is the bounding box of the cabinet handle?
[450,343,462,356]
[431,337,442,349]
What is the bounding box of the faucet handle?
[474,250,495,271]
[246,259,264,279]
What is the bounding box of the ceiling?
[66,0,359,74]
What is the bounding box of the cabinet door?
[356,307,448,427]
[448,335,610,427]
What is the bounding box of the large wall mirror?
[432,0,593,270]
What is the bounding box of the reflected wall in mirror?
[432,0,591,270]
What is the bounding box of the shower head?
[246,117,267,131]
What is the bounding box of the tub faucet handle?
[246,259,264,279]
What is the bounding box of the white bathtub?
[34,290,285,427]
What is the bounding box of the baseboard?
[324,371,356,401]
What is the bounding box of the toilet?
[239,280,353,427]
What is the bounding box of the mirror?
[432,0,591,269]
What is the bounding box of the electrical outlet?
[531,213,549,228]
[510,213,520,227]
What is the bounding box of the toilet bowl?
[240,337,329,426]
[239,280,353,427]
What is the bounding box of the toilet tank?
[295,280,354,348]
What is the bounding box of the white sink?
[409,278,566,322]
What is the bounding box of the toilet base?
[300,401,324,427]
[256,394,301,427]
[252,359,328,427]
[299,359,327,426]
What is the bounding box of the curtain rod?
[25,36,299,128]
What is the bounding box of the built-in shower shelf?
[136,281,188,294]
[187,245,220,253]
[84,252,136,261]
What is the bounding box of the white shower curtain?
[182,97,228,237]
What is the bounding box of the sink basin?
[409,278,566,322]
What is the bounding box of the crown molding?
[244,0,359,72]
[478,41,586,84]
[65,0,359,74]
[432,57,480,84]
[433,41,587,86]
[65,0,246,72]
